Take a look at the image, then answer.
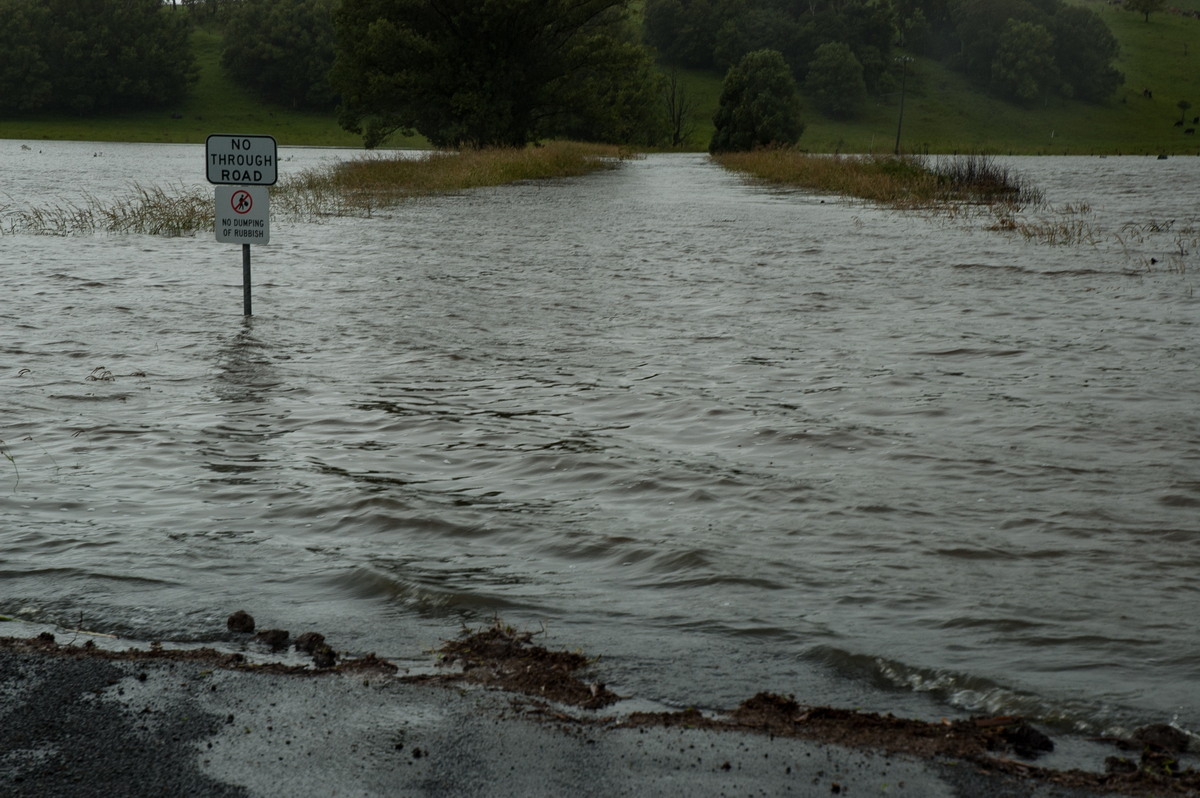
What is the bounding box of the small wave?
[909,347,1028,357]
[612,546,713,572]
[1035,267,1107,276]
[631,573,788,591]
[933,546,1019,561]
[47,393,135,402]
[952,262,1030,273]
[322,565,534,618]
[1159,493,1200,508]
[806,645,1141,736]
[934,615,1047,633]
[0,566,174,589]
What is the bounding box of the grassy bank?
[277,142,624,217]
[708,148,1191,267]
[1,143,622,236]
[711,150,1042,208]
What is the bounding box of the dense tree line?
[0,0,195,115]
[646,0,1123,110]
[646,0,897,94]
[220,0,673,147]
[0,0,1127,141]
[332,0,666,148]
[222,0,339,110]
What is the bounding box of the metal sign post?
[213,185,270,316]
[206,135,277,316]
[243,244,252,316]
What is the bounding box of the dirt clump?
[430,620,619,710]
[617,692,1200,796]
[6,621,1197,797]
[226,610,255,633]
[0,629,393,677]
[254,629,289,650]
[293,632,326,653]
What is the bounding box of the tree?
[709,49,804,152]
[1051,6,1122,101]
[0,0,195,115]
[713,7,802,73]
[333,0,664,148]
[222,0,339,110]
[951,0,1044,86]
[664,69,698,147]
[550,37,669,147]
[1125,0,1165,22]
[183,0,231,17]
[989,20,1056,103]
[0,1,52,113]
[805,42,868,118]
[811,0,898,92]
[644,0,724,69]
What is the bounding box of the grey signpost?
[206,134,277,316]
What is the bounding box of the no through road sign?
[206,134,277,186]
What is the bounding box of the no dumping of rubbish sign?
[215,185,269,244]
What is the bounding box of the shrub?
[709,49,804,153]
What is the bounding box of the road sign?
[206,134,277,185]
[215,185,270,244]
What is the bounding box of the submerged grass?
[1,142,621,236]
[712,150,1042,209]
[713,148,1199,272]
[277,141,623,218]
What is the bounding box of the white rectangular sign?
[206,134,277,185]
[215,185,270,244]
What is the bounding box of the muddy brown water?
[2,142,1198,755]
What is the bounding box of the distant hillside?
[674,0,1200,155]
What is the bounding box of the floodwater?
[2,141,1198,755]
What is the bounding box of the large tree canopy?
[805,41,868,119]
[645,0,896,93]
[333,0,665,148]
[222,0,339,110]
[990,20,1056,103]
[0,0,195,115]
[0,1,53,113]
[1051,6,1123,102]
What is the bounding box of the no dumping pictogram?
[231,189,253,214]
